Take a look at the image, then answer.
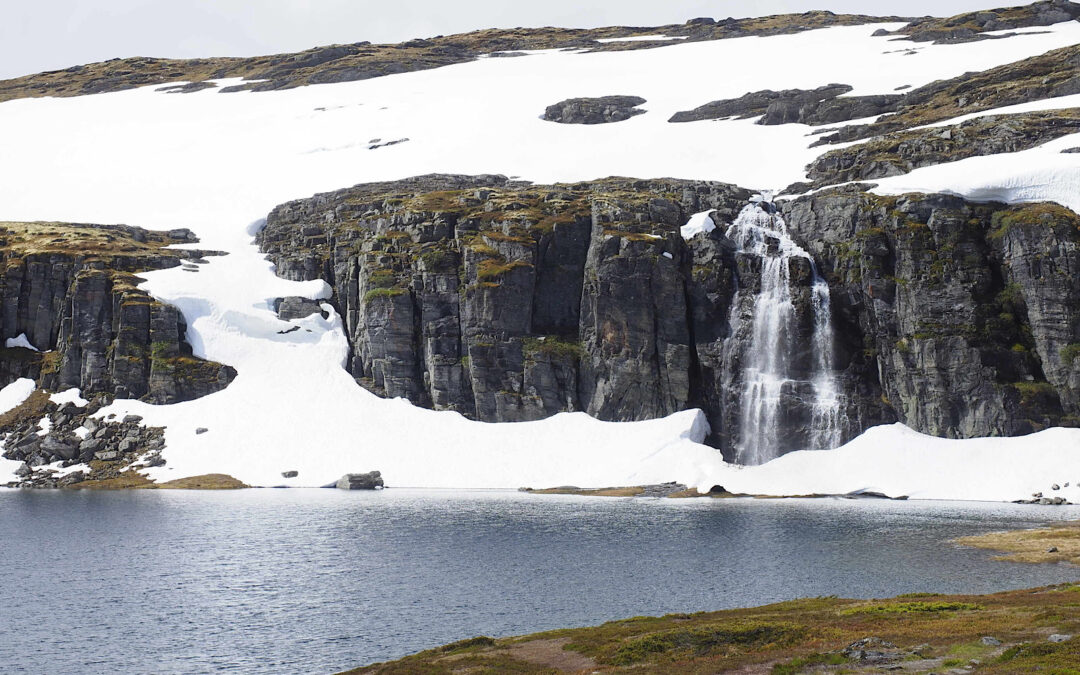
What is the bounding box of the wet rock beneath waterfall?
[335,471,384,490]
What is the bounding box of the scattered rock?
[335,471,384,490]
[195,427,208,435]
[981,636,1002,646]
[282,470,299,478]
[1047,546,1059,553]
[1049,634,1073,643]
[122,415,143,424]
[1053,483,1061,490]
[843,637,900,663]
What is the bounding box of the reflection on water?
[1,488,1078,674]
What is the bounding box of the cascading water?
[723,195,843,465]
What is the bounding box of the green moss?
[367,269,398,288]
[477,259,531,281]
[362,287,407,304]
[1062,343,1080,366]
[1010,381,1058,406]
[990,202,1079,239]
[855,226,886,239]
[609,621,804,666]
[523,336,584,360]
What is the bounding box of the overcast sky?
[0,0,1037,80]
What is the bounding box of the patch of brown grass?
[523,485,645,497]
[158,473,249,489]
[956,521,1080,565]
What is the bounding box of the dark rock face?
[257,174,754,442]
[784,189,1080,436]
[0,223,236,404]
[258,175,1080,458]
[669,84,901,127]
[542,96,647,124]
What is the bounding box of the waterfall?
[723,198,843,465]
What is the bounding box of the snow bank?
[871,133,1080,212]
[0,21,1077,497]
[0,379,36,481]
[706,424,1080,503]
[0,378,35,415]
[49,389,88,408]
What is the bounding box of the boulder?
[542,96,647,124]
[335,471,384,490]
[282,470,298,478]
[274,296,328,321]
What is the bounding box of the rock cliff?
[257,175,1080,459]
[0,222,235,402]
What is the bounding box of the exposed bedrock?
[891,0,1080,44]
[542,96,647,124]
[0,223,236,404]
[257,174,1080,459]
[785,188,1080,436]
[668,84,902,126]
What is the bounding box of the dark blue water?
[2,489,1078,674]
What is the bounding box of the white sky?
[0,1,1054,80]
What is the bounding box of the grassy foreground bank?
[344,584,1080,673]
[345,522,1080,673]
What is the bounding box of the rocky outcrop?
[0,222,236,403]
[784,189,1080,436]
[257,174,762,451]
[0,12,910,103]
[891,0,1080,43]
[669,84,901,126]
[257,174,1080,458]
[815,44,1080,145]
[802,109,1080,189]
[542,96,646,124]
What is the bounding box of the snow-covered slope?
[0,19,1078,498]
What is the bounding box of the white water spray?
[724,198,843,465]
